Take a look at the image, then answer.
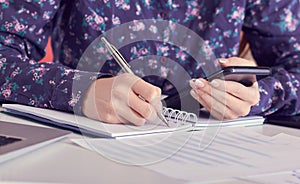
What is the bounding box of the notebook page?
[2,104,191,137]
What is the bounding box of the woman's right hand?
[82,73,163,126]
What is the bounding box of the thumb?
[218,57,257,67]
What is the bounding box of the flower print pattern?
[0,0,299,117]
[115,0,130,10]
[273,8,300,32]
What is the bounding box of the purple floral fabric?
[0,0,299,116]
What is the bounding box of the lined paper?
[72,128,300,182]
[239,170,300,184]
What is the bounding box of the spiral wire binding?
[162,107,198,125]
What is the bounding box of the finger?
[189,78,215,108]
[191,88,245,120]
[190,87,230,118]
[218,57,257,68]
[95,99,143,125]
[132,79,163,118]
[190,89,212,112]
[115,104,147,126]
[190,89,237,120]
[207,85,253,117]
[111,88,147,126]
[190,79,247,120]
[207,79,256,117]
[211,79,260,105]
[132,79,162,104]
[189,77,256,120]
[128,90,157,122]
[190,78,227,108]
[189,78,228,118]
[94,99,123,124]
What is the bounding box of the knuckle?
[228,104,250,118]
[148,87,162,101]
[199,95,210,106]
[106,106,117,117]
[227,57,239,64]
[112,88,124,98]
[196,89,205,96]
[239,106,251,117]
[222,94,231,106]
[140,104,152,118]
[226,115,238,120]
[133,118,146,126]
[190,90,199,101]
[253,92,260,105]
[224,111,238,120]
[119,73,137,81]
[248,90,260,105]
[197,88,208,98]
[232,86,241,95]
[101,113,117,123]
[154,87,162,96]
[101,105,123,124]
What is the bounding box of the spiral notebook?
[2,104,264,138]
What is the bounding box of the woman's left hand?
[189,57,260,120]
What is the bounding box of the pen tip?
[163,118,170,127]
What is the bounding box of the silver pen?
[101,37,169,127]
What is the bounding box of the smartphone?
[163,66,271,110]
[205,66,271,86]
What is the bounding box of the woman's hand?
[82,73,163,126]
[189,57,260,120]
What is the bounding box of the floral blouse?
[0,0,299,117]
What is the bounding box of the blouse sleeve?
[0,1,105,114]
[243,0,300,116]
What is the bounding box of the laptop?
[0,121,70,164]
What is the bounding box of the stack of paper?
[72,129,300,182]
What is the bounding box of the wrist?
[82,80,99,120]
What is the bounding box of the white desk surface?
[0,111,300,184]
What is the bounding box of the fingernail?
[190,89,197,97]
[211,80,219,87]
[218,59,227,64]
[190,79,204,88]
